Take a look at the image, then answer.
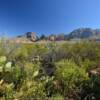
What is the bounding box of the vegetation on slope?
[0,39,100,100]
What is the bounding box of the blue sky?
[0,0,100,37]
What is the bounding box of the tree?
[40,34,46,40]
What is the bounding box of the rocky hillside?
[67,28,100,39]
[8,32,38,43]
[8,28,100,43]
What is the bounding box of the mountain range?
[8,28,100,43]
[66,28,100,39]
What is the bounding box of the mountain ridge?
[66,28,100,39]
[8,28,100,43]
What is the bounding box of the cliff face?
[8,32,38,43]
[25,32,37,42]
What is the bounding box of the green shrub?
[55,60,89,98]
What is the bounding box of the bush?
[55,60,89,99]
[0,40,100,99]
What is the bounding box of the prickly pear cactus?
[0,56,7,63]
[5,62,12,72]
[0,56,13,73]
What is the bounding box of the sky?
[0,0,100,37]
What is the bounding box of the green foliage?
[0,40,100,99]
[0,56,13,73]
[55,60,89,96]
